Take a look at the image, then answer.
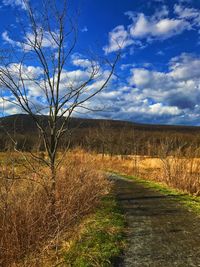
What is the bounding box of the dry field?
[0,149,110,267]
[99,153,200,195]
[1,149,200,266]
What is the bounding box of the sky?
[1,0,200,125]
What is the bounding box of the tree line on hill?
[1,114,200,157]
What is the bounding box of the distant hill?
[0,113,200,134]
[0,114,200,155]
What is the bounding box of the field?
[97,153,200,195]
[0,149,200,266]
[0,150,111,266]
[84,153,200,196]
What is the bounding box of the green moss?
[112,171,200,215]
[63,196,125,266]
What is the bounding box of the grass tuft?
[63,195,125,267]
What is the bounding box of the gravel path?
[110,174,200,267]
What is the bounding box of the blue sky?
[1,0,200,125]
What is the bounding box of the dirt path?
[110,174,200,267]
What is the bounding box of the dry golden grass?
[0,149,110,267]
[93,153,200,196]
[1,148,200,266]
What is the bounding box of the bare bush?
[0,150,109,267]
[158,145,200,195]
[95,146,200,195]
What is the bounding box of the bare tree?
[0,0,120,207]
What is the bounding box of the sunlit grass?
[63,195,125,267]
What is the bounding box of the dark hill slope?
[0,114,200,134]
[0,114,200,155]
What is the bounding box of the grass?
[102,154,200,195]
[0,150,111,267]
[63,195,125,267]
[111,171,200,215]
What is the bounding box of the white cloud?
[153,5,169,19]
[129,53,200,112]
[0,56,116,116]
[130,13,189,39]
[71,54,93,69]
[81,26,88,33]
[99,90,121,100]
[2,31,18,46]
[148,103,181,115]
[103,25,134,54]
[104,4,200,54]
[25,31,58,49]
[69,52,200,124]
[2,0,26,9]
[174,4,200,26]
[4,63,43,79]
[120,63,134,70]
[0,98,22,115]
[2,30,58,50]
[125,102,181,116]
[169,53,200,80]
[2,51,200,125]
[127,57,200,113]
[129,68,152,88]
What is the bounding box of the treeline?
[1,114,200,157]
[71,123,200,157]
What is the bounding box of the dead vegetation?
[94,146,200,196]
[1,145,200,266]
[0,149,110,267]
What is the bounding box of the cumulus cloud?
[0,53,117,116]
[103,25,135,54]
[2,54,199,125]
[71,54,94,69]
[78,53,200,124]
[73,52,200,123]
[0,98,22,115]
[174,4,200,26]
[169,54,200,80]
[129,53,200,114]
[104,3,200,54]
[125,102,181,116]
[2,30,58,50]
[130,14,189,39]
[25,31,58,49]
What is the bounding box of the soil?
[110,174,200,267]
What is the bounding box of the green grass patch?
[63,195,125,266]
[111,171,200,215]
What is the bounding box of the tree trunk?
[49,161,56,216]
